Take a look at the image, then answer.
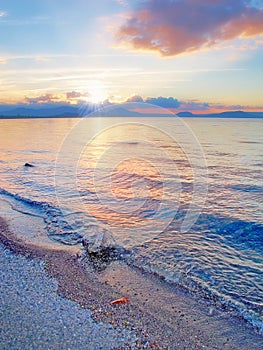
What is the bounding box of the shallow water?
[0,116,262,331]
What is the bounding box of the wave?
[127,246,263,334]
[0,187,262,333]
[0,188,81,244]
[228,184,263,193]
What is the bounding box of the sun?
[87,81,108,104]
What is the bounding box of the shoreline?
[0,216,262,349]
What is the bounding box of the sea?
[0,113,262,332]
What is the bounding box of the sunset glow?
[0,0,262,113]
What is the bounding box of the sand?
[0,216,262,350]
[0,242,137,350]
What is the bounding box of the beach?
[1,0,263,347]
[1,215,262,350]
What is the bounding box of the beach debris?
[110,297,130,305]
[24,162,34,167]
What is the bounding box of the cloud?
[25,94,60,104]
[125,95,204,110]
[126,95,181,108]
[66,91,91,100]
[145,96,180,108]
[125,95,224,111]
[116,0,263,56]
[4,92,263,113]
[126,95,144,102]
[0,57,7,65]
[0,10,7,17]
[26,93,194,110]
[66,91,83,99]
[115,0,129,7]
[179,100,210,111]
[25,92,90,104]
[125,95,263,113]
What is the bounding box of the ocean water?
[0,116,262,332]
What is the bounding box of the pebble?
[0,243,137,349]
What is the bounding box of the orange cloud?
[24,94,61,104]
[116,0,263,56]
[66,91,83,99]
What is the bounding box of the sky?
[0,0,262,113]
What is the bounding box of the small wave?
[0,188,80,243]
[238,141,262,145]
[0,188,49,211]
[0,189,122,253]
[115,141,140,145]
[1,188,262,333]
[124,212,263,334]
[127,249,263,334]
[228,184,263,193]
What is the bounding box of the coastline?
[0,216,262,349]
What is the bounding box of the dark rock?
[24,163,34,167]
[85,247,120,271]
[82,225,116,253]
[81,225,120,271]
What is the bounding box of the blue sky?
[0,0,262,112]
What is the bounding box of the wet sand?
[0,216,262,350]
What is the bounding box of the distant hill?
[0,105,81,118]
[177,111,194,117]
[0,104,262,119]
[97,107,142,117]
[177,111,263,118]
[0,105,143,118]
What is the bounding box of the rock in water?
[82,225,116,253]
[81,226,119,270]
[24,163,34,167]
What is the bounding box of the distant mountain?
[0,105,81,117]
[185,111,263,118]
[0,104,143,118]
[218,110,248,118]
[0,105,143,118]
[177,111,194,117]
[0,104,262,118]
[97,107,142,117]
[195,111,263,118]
